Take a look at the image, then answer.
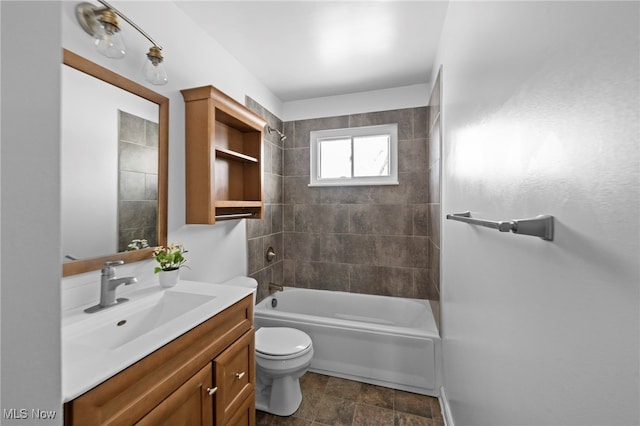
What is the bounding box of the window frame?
[309,123,399,187]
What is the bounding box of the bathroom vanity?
[62,281,255,425]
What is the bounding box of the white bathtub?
[254,287,442,396]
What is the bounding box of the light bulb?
[94,10,125,59]
[143,47,168,86]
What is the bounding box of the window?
[309,124,398,186]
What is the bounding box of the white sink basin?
[64,290,215,350]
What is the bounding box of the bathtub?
[254,287,441,396]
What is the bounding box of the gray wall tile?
[265,173,283,204]
[414,267,433,300]
[316,185,374,205]
[428,162,440,204]
[284,147,310,177]
[272,204,283,234]
[295,261,350,291]
[283,232,318,261]
[282,107,437,300]
[119,110,146,144]
[284,204,295,232]
[248,237,263,274]
[295,204,349,233]
[119,170,145,200]
[349,109,413,141]
[245,97,285,299]
[145,121,159,147]
[250,267,272,303]
[272,144,283,176]
[247,204,272,239]
[375,235,429,269]
[284,176,318,205]
[350,265,413,297]
[349,204,413,235]
[428,204,440,248]
[399,138,428,173]
[263,141,273,174]
[293,116,349,148]
[413,204,429,237]
[414,107,428,140]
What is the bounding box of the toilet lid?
[255,327,312,356]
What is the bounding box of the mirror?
[61,49,168,277]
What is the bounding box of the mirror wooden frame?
[62,49,169,277]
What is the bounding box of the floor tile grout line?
[258,371,442,425]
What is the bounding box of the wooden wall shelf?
[181,85,267,224]
[215,200,263,208]
[215,148,259,164]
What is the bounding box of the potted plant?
[153,243,188,288]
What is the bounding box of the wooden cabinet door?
[214,330,255,425]
[136,364,213,426]
[225,392,255,426]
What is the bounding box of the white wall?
[434,2,639,425]
[1,2,62,424]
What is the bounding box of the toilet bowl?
[254,327,314,416]
[220,277,314,416]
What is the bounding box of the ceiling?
[176,1,449,102]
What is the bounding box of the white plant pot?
[158,269,180,288]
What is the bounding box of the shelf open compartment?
[182,85,267,224]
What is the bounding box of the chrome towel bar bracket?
[446,211,554,241]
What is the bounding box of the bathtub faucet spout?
[269,282,284,293]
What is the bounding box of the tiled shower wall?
[245,97,284,302]
[117,110,159,252]
[282,108,438,300]
[244,102,439,304]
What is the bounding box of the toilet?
[254,327,313,416]
[225,276,313,416]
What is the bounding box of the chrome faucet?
[268,282,284,293]
[84,261,138,313]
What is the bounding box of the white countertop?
[62,278,254,402]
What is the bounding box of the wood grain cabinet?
[214,330,255,425]
[64,295,255,426]
[137,364,213,426]
[181,85,267,224]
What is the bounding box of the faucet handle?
[102,260,124,274]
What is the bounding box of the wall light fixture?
[75,0,168,85]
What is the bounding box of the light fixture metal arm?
[96,0,163,50]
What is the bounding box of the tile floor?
[256,372,444,426]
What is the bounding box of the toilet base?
[255,375,303,416]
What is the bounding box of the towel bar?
[446,211,554,241]
[214,212,256,220]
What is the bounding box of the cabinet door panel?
[214,330,255,425]
[226,392,255,426]
[136,363,213,426]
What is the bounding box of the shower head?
[266,125,287,141]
